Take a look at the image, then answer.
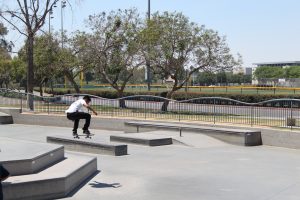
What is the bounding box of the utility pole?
[146,0,151,91]
[61,0,67,88]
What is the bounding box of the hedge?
[44,89,300,103]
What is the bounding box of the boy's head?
[83,95,91,103]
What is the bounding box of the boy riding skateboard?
[65,95,98,137]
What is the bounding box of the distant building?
[253,61,300,68]
[245,67,252,75]
[252,61,300,86]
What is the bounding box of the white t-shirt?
[65,99,88,113]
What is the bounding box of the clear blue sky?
[5,0,300,68]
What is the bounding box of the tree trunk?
[50,80,54,95]
[117,90,126,108]
[39,84,43,96]
[161,91,174,112]
[64,71,80,93]
[27,35,34,110]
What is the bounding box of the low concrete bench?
[0,112,13,124]
[47,136,128,156]
[0,138,64,176]
[110,133,173,146]
[124,121,262,146]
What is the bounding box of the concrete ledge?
[0,108,126,131]
[47,135,128,156]
[3,153,97,200]
[125,121,262,146]
[110,133,173,146]
[0,112,13,124]
[0,138,65,176]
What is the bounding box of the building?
[253,61,300,68]
[252,61,300,86]
[245,67,252,75]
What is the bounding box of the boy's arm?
[83,104,98,115]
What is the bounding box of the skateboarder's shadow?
[89,181,121,188]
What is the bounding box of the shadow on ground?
[89,181,121,188]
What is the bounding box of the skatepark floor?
[1,124,300,200]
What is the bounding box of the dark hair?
[83,95,91,102]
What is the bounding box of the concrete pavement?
[1,124,300,200]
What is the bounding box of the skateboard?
[73,134,94,139]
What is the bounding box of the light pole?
[48,9,54,35]
[61,0,66,49]
[146,0,151,91]
[61,0,67,88]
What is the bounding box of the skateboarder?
[0,164,9,200]
[65,95,98,136]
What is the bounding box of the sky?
[3,0,300,68]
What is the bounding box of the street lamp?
[61,0,67,88]
[61,0,66,49]
[48,9,54,35]
[146,0,151,91]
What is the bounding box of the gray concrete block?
[0,112,13,124]
[124,121,262,146]
[0,109,126,131]
[110,133,173,146]
[47,135,127,156]
[0,138,64,176]
[2,152,97,200]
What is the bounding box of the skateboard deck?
[73,134,94,139]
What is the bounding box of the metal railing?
[1,88,299,129]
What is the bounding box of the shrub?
[45,89,300,103]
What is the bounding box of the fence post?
[178,102,181,122]
[213,98,216,125]
[251,105,254,127]
[144,100,147,119]
[47,98,50,114]
[290,100,293,131]
[111,100,114,118]
[20,93,23,113]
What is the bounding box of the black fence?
[1,88,299,129]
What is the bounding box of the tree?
[254,66,284,86]
[17,34,61,95]
[84,9,144,107]
[0,59,12,88]
[196,72,216,86]
[0,0,60,109]
[216,71,227,86]
[11,57,26,88]
[56,31,96,93]
[285,66,300,78]
[142,11,240,111]
[0,22,12,59]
